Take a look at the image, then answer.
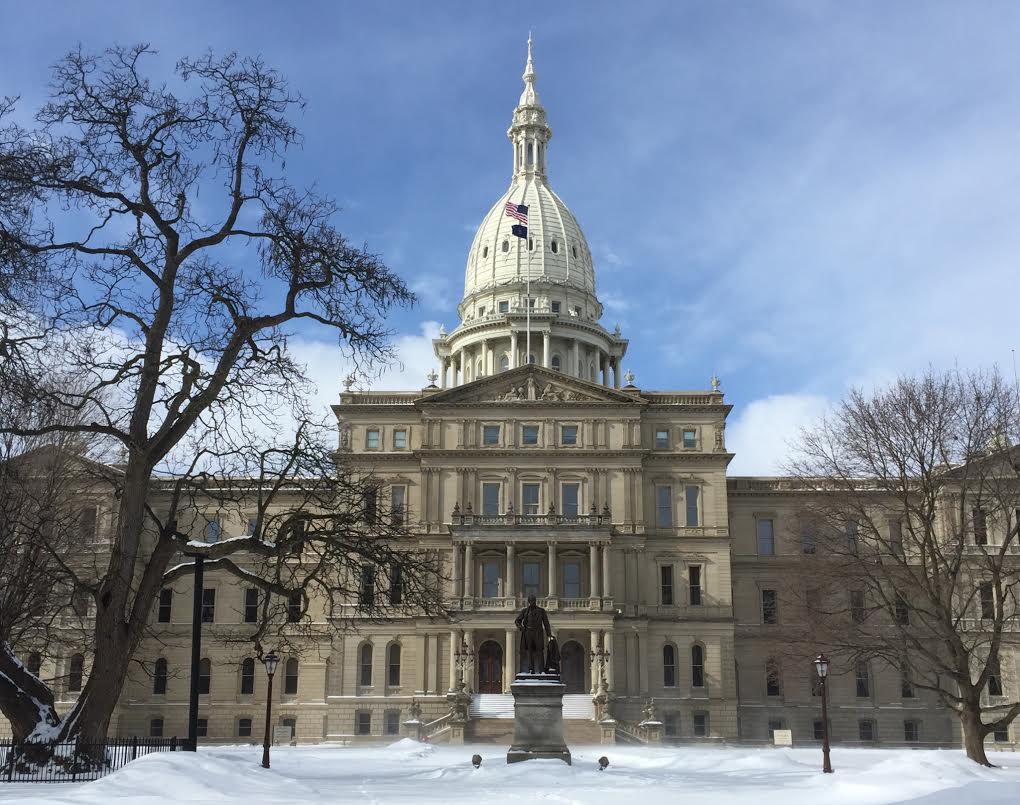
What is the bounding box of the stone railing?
[451,509,611,528]
[341,392,420,405]
[643,392,723,406]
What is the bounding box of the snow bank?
[1,743,1018,804]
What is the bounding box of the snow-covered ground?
[1,741,1018,804]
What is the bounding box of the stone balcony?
[450,595,616,614]
[450,506,613,542]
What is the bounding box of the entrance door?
[561,641,585,693]
[478,641,503,693]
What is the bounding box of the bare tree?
[0,44,433,748]
[786,367,1020,765]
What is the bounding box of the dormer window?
[551,239,558,254]
[501,240,509,253]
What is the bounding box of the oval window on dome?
[501,240,509,253]
[551,239,558,254]
[482,246,488,258]
[528,238,534,251]
[572,245,578,258]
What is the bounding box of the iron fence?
[0,736,182,783]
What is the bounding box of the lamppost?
[261,650,280,769]
[454,640,474,691]
[814,653,833,773]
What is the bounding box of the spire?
[508,34,551,180]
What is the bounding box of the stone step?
[468,693,595,719]
[466,718,603,745]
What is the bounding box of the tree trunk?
[960,703,992,766]
[0,642,61,741]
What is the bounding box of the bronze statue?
[515,594,552,674]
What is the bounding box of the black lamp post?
[814,653,833,773]
[261,650,280,769]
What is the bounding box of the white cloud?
[726,393,831,476]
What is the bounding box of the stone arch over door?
[561,640,586,693]
[478,640,503,694]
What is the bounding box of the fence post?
[170,736,177,752]
[5,741,13,782]
[71,739,79,783]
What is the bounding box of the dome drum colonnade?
[432,36,627,389]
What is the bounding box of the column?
[441,359,448,389]
[604,630,614,692]
[612,358,620,389]
[463,629,475,693]
[602,354,609,387]
[505,629,518,691]
[449,628,460,691]
[638,631,649,694]
[416,634,428,694]
[542,330,550,368]
[458,350,466,386]
[481,340,490,377]
[602,543,612,600]
[463,543,474,605]
[589,544,599,600]
[572,339,580,379]
[451,544,461,602]
[547,542,557,598]
[590,629,600,694]
[510,331,519,368]
[506,543,516,600]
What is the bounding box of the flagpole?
[526,220,531,367]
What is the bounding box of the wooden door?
[478,641,503,693]
[561,641,585,693]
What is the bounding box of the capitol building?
[9,42,1010,751]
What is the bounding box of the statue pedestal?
[506,673,572,765]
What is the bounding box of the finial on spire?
[520,33,540,106]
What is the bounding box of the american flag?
[504,201,528,225]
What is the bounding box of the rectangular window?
[801,522,817,555]
[149,718,164,738]
[551,301,561,314]
[205,518,221,544]
[767,719,785,739]
[656,486,672,528]
[988,657,1003,696]
[682,428,697,449]
[482,560,500,599]
[391,485,406,526]
[244,588,259,623]
[761,589,778,624]
[850,590,866,624]
[563,561,581,599]
[196,718,208,738]
[980,582,995,619]
[856,662,871,698]
[482,425,500,445]
[560,425,578,445]
[359,566,376,608]
[685,486,700,527]
[389,565,403,606]
[287,590,302,623]
[366,429,380,450]
[689,566,702,606]
[201,588,215,623]
[522,562,540,598]
[889,520,903,556]
[385,710,400,735]
[157,588,172,623]
[974,508,988,545]
[813,720,825,740]
[663,712,678,738]
[498,300,509,313]
[562,483,579,519]
[365,487,378,524]
[482,482,501,516]
[522,483,540,515]
[756,518,775,555]
[858,720,874,741]
[994,727,1010,742]
[356,712,371,736]
[521,425,539,446]
[693,712,708,738]
[894,593,910,625]
[245,516,258,536]
[846,519,859,554]
[393,429,407,449]
[77,506,98,541]
[901,666,915,698]
[766,663,781,697]
[477,306,486,317]
[654,429,669,449]
[660,566,674,606]
[238,718,252,738]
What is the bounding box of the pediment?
[419,365,641,405]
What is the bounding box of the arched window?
[691,644,705,688]
[285,658,299,695]
[482,246,488,258]
[551,354,561,372]
[27,652,41,677]
[501,240,509,253]
[240,657,255,695]
[528,353,536,365]
[499,355,510,372]
[359,643,373,687]
[551,239,558,254]
[68,653,84,692]
[387,643,401,688]
[198,657,211,695]
[663,644,677,688]
[588,361,596,379]
[476,358,483,378]
[154,657,168,695]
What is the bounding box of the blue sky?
[4,1,1020,472]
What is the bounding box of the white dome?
[462,179,596,302]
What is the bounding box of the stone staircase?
[465,693,601,745]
